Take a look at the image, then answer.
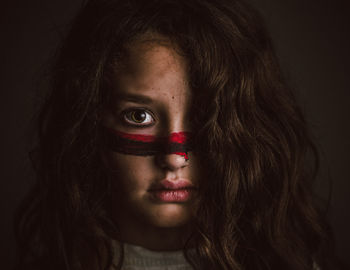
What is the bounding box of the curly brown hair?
[14,0,343,269]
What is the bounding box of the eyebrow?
[116,92,154,104]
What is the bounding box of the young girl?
[15,0,342,269]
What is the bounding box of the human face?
[102,40,200,235]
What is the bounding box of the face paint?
[101,127,193,160]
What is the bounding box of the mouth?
[148,179,197,203]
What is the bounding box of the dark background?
[1,0,349,268]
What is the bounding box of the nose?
[155,129,192,170]
[156,152,189,171]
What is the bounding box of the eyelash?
[121,108,156,127]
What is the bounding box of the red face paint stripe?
[101,127,193,160]
[108,129,192,144]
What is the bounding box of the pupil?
[133,111,146,122]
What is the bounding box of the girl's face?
[102,39,201,241]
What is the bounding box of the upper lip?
[148,179,196,191]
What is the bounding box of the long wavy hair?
[14,0,342,269]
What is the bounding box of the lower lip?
[149,189,194,202]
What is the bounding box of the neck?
[112,214,193,251]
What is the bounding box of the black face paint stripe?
[100,127,193,160]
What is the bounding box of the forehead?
[111,39,190,101]
[125,40,185,75]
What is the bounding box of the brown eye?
[124,109,155,126]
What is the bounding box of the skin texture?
[102,39,201,251]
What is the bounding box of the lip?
[148,179,196,203]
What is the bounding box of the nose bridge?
[156,91,192,169]
[164,90,190,134]
[166,111,187,134]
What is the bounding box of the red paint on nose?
[173,152,189,160]
[168,132,190,144]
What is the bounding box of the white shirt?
[115,243,194,270]
[113,242,320,270]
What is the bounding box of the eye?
[123,109,155,126]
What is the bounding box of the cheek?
[105,152,157,193]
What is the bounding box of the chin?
[147,203,193,228]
